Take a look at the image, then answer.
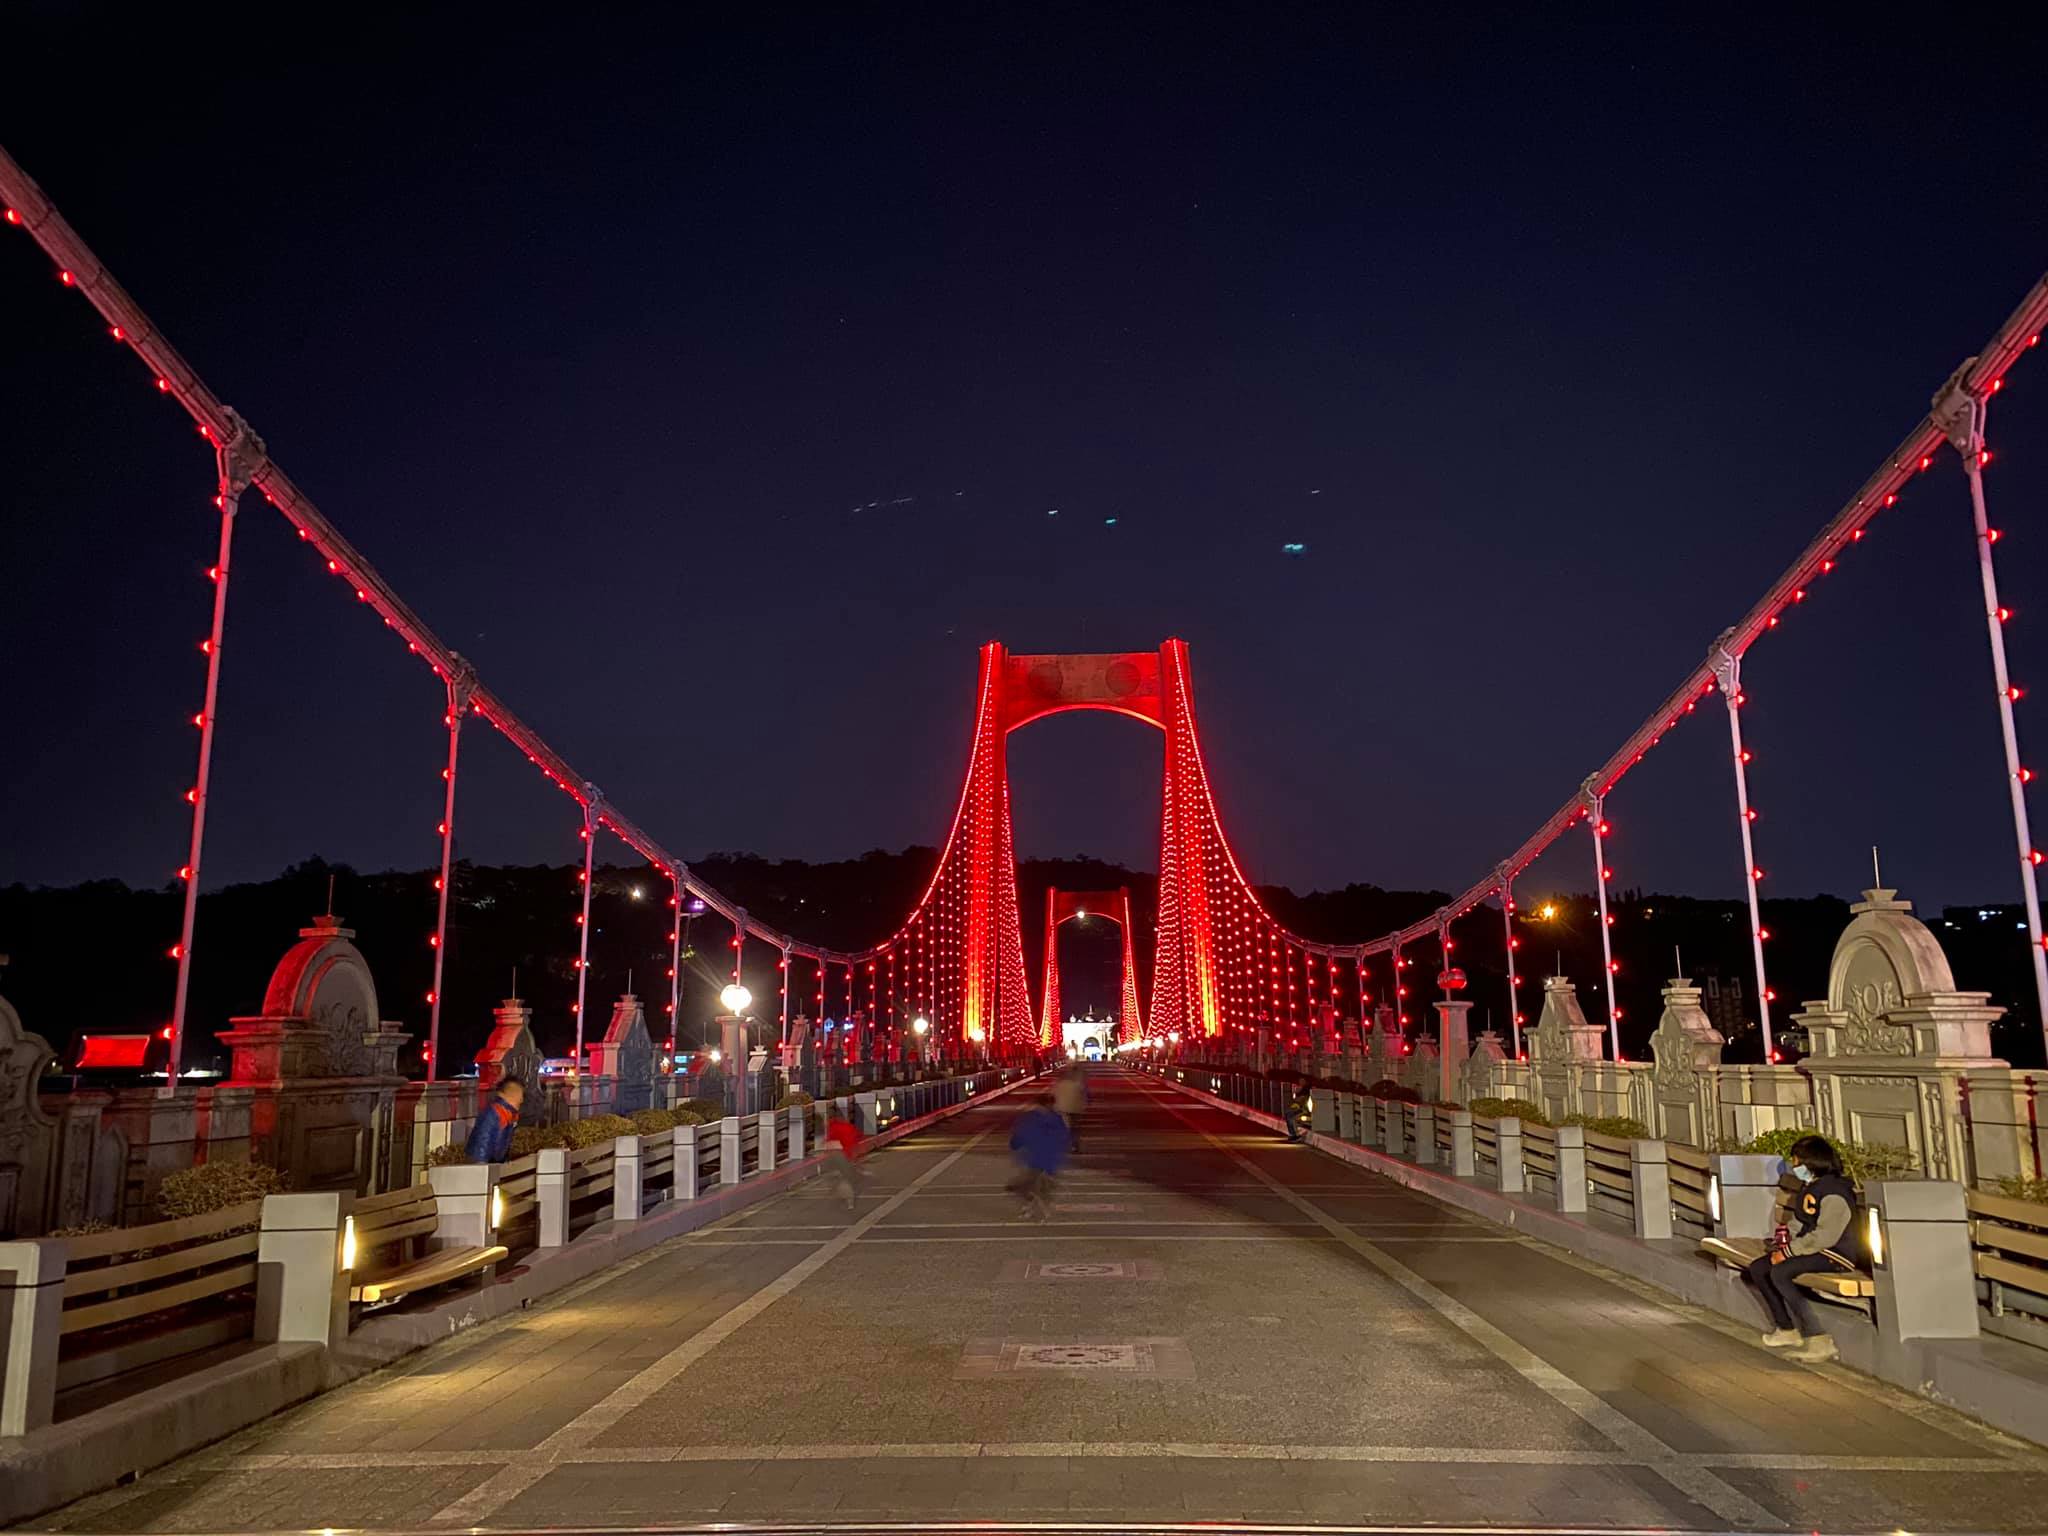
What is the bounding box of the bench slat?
[1968,1189,2048,1230]
[354,1182,435,1217]
[1796,1271,1875,1299]
[1975,1219,2048,1264]
[353,1244,507,1305]
[359,1213,439,1250]
[60,1201,264,1262]
[62,1261,258,1333]
[63,1230,258,1299]
[1977,1251,2048,1296]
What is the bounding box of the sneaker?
[1788,1334,1839,1364]
[1760,1328,1803,1350]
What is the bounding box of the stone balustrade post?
[1382,1099,1404,1156]
[1869,1180,1980,1342]
[426,1162,499,1250]
[536,1148,571,1247]
[757,1109,778,1174]
[1629,1139,1673,1240]
[855,1091,880,1136]
[1710,1153,1783,1239]
[720,1116,744,1185]
[787,1104,806,1161]
[255,1191,351,1349]
[1554,1124,1588,1213]
[612,1134,644,1221]
[1333,1090,1356,1141]
[0,1239,65,1435]
[674,1122,701,1200]
[1496,1117,1526,1193]
[1449,1109,1475,1177]
[1414,1104,1438,1166]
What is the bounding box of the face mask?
[1792,1165,1816,1183]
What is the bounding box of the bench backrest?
[351,1183,439,1270]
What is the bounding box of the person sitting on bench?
[1742,1134,1855,1363]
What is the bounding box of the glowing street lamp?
[720,983,752,1015]
[912,1015,931,1036]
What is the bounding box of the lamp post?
[718,982,752,1113]
[912,1013,931,1068]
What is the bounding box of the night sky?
[5,5,2048,934]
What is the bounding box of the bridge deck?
[26,1070,2048,1533]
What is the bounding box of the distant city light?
[1282,542,1307,555]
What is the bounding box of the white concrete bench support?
[255,1191,350,1349]
[1449,1110,1475,1177]
[720,1117,744,1186]
[1869,1179,1979,1342]
[427,1162,499,1250]
[1711,1153,1783,1240]
[0,1238,65,1435]
[537,1147,572,1247]
[1630,1139,1673,1240]
[1554,1125,1588,1214]
[674,1123,700,1200]
[612,1134,644,1221]
[1311,1092,1338,1135]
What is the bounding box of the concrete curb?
[0,1071,1032,1525]
[1156,1070,2048,1451]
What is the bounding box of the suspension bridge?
[7,139,2048,1534]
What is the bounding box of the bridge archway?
[1039,886,1143,1052]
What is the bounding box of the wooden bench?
[347,1183,505,1307]
[1698,1235,1874,1302]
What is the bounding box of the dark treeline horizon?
[4,850,2042,1071]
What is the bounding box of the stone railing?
[1198,883,2048,1192]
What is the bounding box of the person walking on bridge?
[463,1075,525,1163]
[1053,1065,1087,1152]
[1007,1094,1070,1220]
[823,1108,867,1211]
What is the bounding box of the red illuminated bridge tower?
[865,640,1353,1058]
[1039,886,1144,1051]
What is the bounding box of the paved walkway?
[22,1069,2048,1532]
